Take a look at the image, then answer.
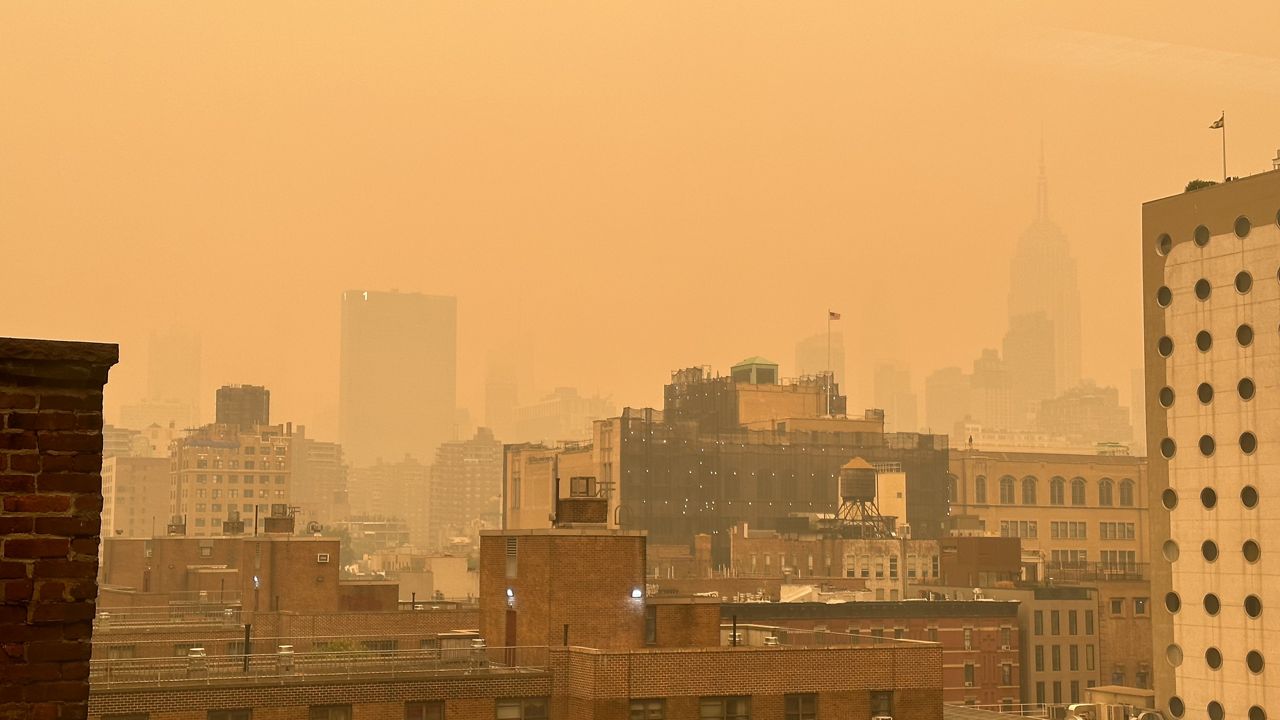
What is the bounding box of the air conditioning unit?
[872,716,894,720]
[965,681,974,687]
[1000,644,1011,651]
[316,553,330,563]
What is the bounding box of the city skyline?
[6,4,1280,439]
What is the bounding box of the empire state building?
[1007,151,1083,396]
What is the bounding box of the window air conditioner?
[316,553,330,563]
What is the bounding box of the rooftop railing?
[89,645,549,688]
[720,622,933,649]
[94,606,243,628]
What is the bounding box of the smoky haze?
[4,1,1280,437]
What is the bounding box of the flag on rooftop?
[828,310,841,320]
[1210,114,1224,129]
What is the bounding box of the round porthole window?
[1158,336,1175,357]
[1205,593,1221,615]
[1237,271,1254,293]
[1201,487,1217,508]
[1239,378,1256,400]
[1242,485,1260,508]
[1236,215,1252,238]
[1246,595,1263,618]
[1160,386,1176,407]
[1165,592,1181,613]
[1203,541,1219,562]
[1162,489,1178,510]
[1196,278,1212,300]
[1195,225,1211,246]
[1198,383,1214,404]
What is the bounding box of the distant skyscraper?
[795,332,846,387]
[215,384,270,429]
[513,387,615,444]
[1008,151,1082,394]
[873,363,918,433]
[968,349,1011,431]
[339,290,457,466]
[1002,311,1056,428]
[923,366,969,435]
[290,425,349,530]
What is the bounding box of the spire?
[1036,140,1049,221]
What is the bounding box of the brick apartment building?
[721,601,1021,706]
[97,534,399,614]
[86,496,945,720]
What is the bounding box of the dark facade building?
[610,364,949,553]
[214,384,270,429]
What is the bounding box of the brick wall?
[0,337,118,720]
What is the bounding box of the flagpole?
[826,311,832,417]
[1221,110,1227,181]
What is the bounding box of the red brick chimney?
[0,337,118,720]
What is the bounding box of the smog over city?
[2,3,1279,720]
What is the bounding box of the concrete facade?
[1142,169,1280,720]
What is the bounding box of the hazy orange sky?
[5,2,1280,439]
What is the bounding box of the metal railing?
[94,606,243,628]
[946,703,1162,720]
[89,645,550,688]
[719,623,931,649]
[1041,563,1148,583]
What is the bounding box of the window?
[964,663,975,686]
[1000,627,1011,648]
[1035,645,1045,671]
[1134,598,1148,616]
[209,712,252,720]
[404,704,443,720]
[1101,550,1137,570]
[1000,520,1038,539]
[975,476,987,503]
[1022,477,1037,505]
[1085,611,1094,635]
[1051,521,1087,539]
[631,700,665,720]
[1050,477,1065,505]
[1052,645,1061,671]
[496,699,548,720]
[1069,611,1078,635]
[644,606,657,645]
[888,555,898,579]
[1119,479,1135,507]
[1050,549,1087,568]
[1034,611,1043,635]
[1099,479,1114,506]
[784,694,816,720]
[699,697,750,720]
[1071,478,1086,505]
[1035,683,1045,705]
[1053,682,1062,703]
[963,627,973,650]
[570,476,596,497]
[309,707,352,720]
[999,476,1016,504]
[928,627,938,642]
[1051,611,1060,635]
[1086,644,1096,671]
[870,692,893,718]
[1001,663,1012,686]
[1070,645,1079,671]
[1110,598,1124,616]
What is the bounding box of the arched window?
[975,476,987,504]
[1119,479,1135,507]
[1071,478,1086,506]
[1022,476,1038,505]
[1050,477,1065,505]
[1099,479,1115,507]
[999,476,1016,504]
